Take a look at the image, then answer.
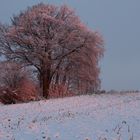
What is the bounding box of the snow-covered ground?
[0,92,140,140]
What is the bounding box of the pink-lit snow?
[0,92,140,140]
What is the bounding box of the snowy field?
[0,92,140,140]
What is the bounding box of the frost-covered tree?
[0,61,38,104]
[0,62,24,88]
[0,3,104,98]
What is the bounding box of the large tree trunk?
[41,64,51,98]
[42,72,50,98]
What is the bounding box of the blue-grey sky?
[0,0,140,91]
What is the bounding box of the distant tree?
[0,3,104,98]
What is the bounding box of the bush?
[48,84,74,99]
[0,81,38,104]
[0,79,39,104]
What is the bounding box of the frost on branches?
[0,3,104,99]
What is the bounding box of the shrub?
[48,84,74,99]
[0,79,39,104]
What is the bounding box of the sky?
[0,0,140,91]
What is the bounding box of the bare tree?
[0,3,104,98]
[0,61,38,104]
[0,61,25,88]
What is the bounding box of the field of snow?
[0,92,140,140]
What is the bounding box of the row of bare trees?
[0,3,104,103]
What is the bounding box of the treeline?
[0,3,104,104]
